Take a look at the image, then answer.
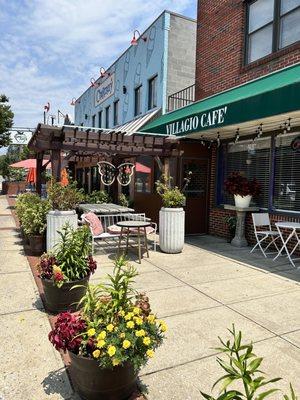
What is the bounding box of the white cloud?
[0,0,196,129]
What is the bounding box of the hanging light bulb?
[235,128,240,143]
[283,122,287,134]
[287,118,291,131]
[217,132,220,147]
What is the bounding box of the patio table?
[78,203,134,215]
[273,221,300,268]
[117,220,151,264]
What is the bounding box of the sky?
[0,0,196,135]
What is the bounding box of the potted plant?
[201,325,297,400]
[37,224,97,313]
[84,190,111,204]
[15,192,41,243]
[224,172,261,208]
[47,181,84,251]
[17,194,51,254]
[156,174,186,254]
[48,256,167,400]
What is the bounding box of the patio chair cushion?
[131,226,155,235]
[85,212,104,236]
[107,224,123,234]
[107,224,155,235]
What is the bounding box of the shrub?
[224,172,261,197]
[47,181,84,211]
[85,190,111,204]
[49,256,167,370]
[156,174,185,208]
[17,194,51,236]
[118,193,129,207]
[16,193,41,226]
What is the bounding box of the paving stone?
[0,250,30,273]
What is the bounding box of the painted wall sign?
[166,106,228,135]
[94,73,115,106]
[291,136,300,153]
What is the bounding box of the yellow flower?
[143,337,151,346]
[134,317,143,326]
[114,326,119,332]
[87,328,96,337]
[106,324,114,332]
[119,310,125,317]
[159,321,167,332]
[135,329,146,337]
[107,345,116,357]
[53,265,62,274]
[125,312,134,321]
[147,314,156,324]
[146,349,155,358]
[126,321,135,329]
[122,339,131,349]
[112,358,120,366]
[119,332,126,339]
[97,331,106,340]
[97,339,106,349]
[92,349,101,358]
[133,307,140,315]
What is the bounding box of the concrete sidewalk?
[0,196,78,400]
[91,235,300,399]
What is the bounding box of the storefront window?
[91,166,100,191]
[273,133,300,212]
[135,156,152,193]
[221,138,271,208]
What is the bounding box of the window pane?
[281,0,300,14]
[280,8,300,48]
[273,133,300,212]
[135,156,152,193]
[223,138,271,208]
[248,24,273,63]
[249,0,274,32]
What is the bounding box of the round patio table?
[273,221,300,268]
[117,220,151,264]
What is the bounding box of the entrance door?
[182,158,209,235]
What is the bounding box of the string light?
[235,128,240,143]
[283,122,287,134]
[287,118,291,131]
[217,132,220,147]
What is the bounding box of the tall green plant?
[21,198,51,236]
[201,325,297,400]
[156,174,185,208]
[85,190,111,204]
[47,181,84,210]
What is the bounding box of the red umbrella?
[10,159,51,169]
[136,162,151,174]
[26,168,36,183]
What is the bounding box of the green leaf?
[254,388,279,400]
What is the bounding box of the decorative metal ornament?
[97,161,135,186]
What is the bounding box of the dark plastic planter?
[69,352,138,400]
[28,235,45,254]
[41,275,89,313]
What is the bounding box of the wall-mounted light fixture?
[90,78,99,88]
[131,30,147,46]
[100,67,110,78]
[70,98,76,106]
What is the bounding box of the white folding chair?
[250,213,281,258]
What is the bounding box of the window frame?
[113,99,119,126]
[98,111,102,128]
[148,75,158,110]
[245,0,300,64]
[92,114,96,127]
[134,85,142,116]
[105,105,110,129]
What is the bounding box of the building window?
[135,155,152,193]
[148,75,158,110]
[273,132,300,212]
[91,166,100,191]
[98,111,102,128]
[246,0,300,64]
[105,106,110,128]
[92,114,96,127]
[134,85,142,116]
[113,100,119,126]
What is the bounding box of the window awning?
[141,63,300,139]
[116,108,160,134]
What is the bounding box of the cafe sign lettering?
[94,73,115,106]
[166,106,228,135]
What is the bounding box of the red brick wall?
[195,0,300,101]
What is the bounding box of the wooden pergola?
[28,124,180,194]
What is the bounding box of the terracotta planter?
[69,352,138,400]
[28,235,45,255]
[234,194,252,208]
[41,275,89,314]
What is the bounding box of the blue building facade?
[74,11,196,129]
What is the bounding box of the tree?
[0,94,14,147]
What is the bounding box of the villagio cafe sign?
[166,106,228,136]
[94,73,115,106]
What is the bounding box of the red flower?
[87,256,97,275]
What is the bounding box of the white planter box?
[46,210,78,252]
[234,195,252,208]
[159,207,185,254]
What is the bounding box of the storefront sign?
[94,73,115,106]
[291,136,300,153]
[166,106,228,135]
[10,130,33,145]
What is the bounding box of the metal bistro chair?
[250,213,281,258]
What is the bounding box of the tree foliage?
[0,94,14,148]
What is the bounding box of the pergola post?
[36,152,44,195]
[51,149,61,182]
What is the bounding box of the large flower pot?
[46,210,78,252]
[159,207,185,254]
[234,195,252,208]
[41,275,89,314]
[28,235,45,255]
[69,352,138,400]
